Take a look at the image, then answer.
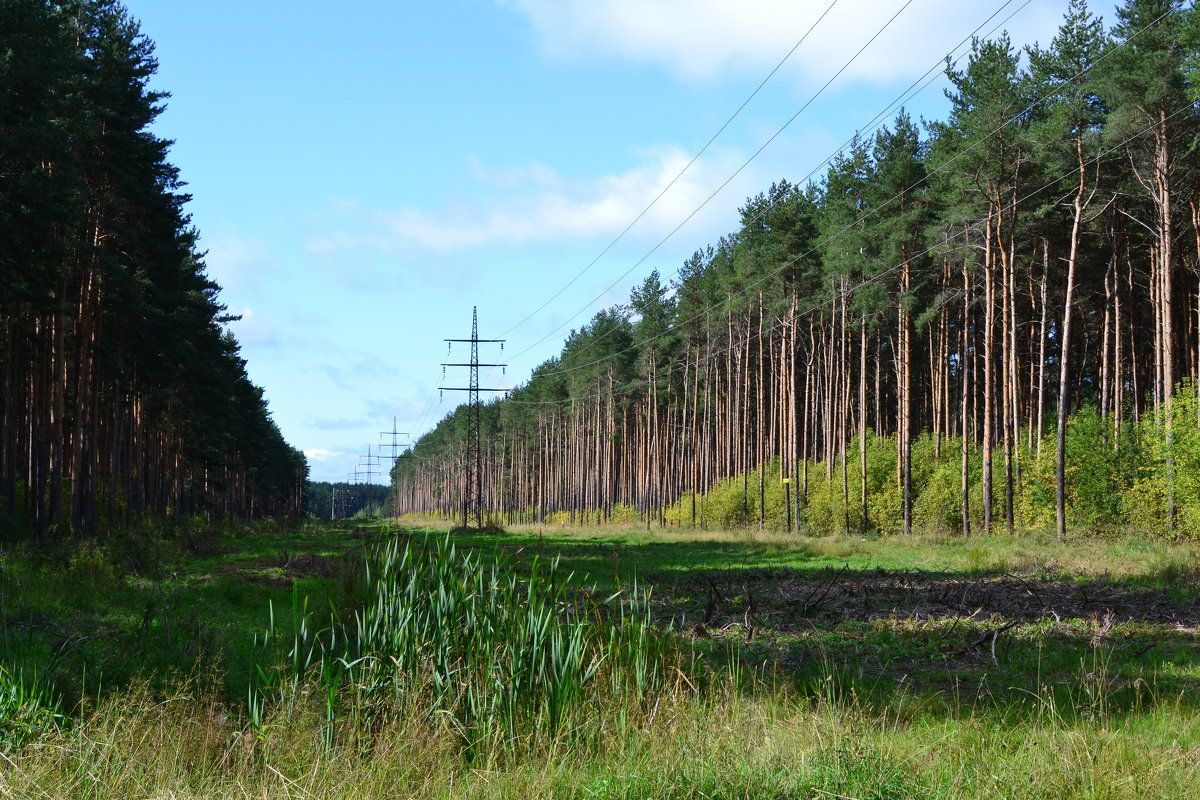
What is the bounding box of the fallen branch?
[950,620,1019,666]
[799,565,848,617]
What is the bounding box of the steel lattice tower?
[379,418,411,517]
[441,307,505,528]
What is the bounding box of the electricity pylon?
[379,417,411,464]
[357,445,381,484]
[440,306,506,529]
[379,418,412,517]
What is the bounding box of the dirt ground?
[655,566,1200,638]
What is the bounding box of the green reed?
[251,533,694,756]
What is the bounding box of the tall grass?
[250,533,695,758]
[0,662,61,751]
[9,669,1198,799]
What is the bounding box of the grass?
[7,677,1199,798]
[387,520,1200,748]
[0,516,363,707]
[1,516,1198,797]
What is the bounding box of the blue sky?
[127,0,1077,483]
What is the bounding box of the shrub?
[701,476,752,529]
[912,437,983,534]
[607,503,642,524]
[802,467,845,536]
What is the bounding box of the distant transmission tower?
[379,418,411,516]
[379,418,410,464]
[357,445,381,484]
[440,306,506,529]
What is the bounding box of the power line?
[411,1,1177,490]
[477,0,1031,395]
[496,3,1168,385]
[499,0,844,340]
[488,0,1028,387]
[504,0,919,365]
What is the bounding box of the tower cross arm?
[438,386,509,392]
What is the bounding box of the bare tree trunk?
[1057,131,1089,542]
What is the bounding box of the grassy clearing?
[407,521,1200,711]
[1,518,1198,797]
[407,517,1200,583]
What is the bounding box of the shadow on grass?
[0,519,370,710]
[410,527,1200,719]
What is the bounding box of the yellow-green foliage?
[801,466,844,535]
[1017,408,1135,531]
[1010,385,1200,537]
[662,494,689,526]
[698,475,752,529]
[667,385,1200,538]
[911,437,986,533]
[803,432,922,534]
[1161,384,1200,536]
[858,432,901,533]
[1107,386,1200,536]
[747,458,790,529]
[529,388,1200,540]
[607,503,642,524]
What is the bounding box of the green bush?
[744,458,789,529]
[1165,384,1200,537]
[607,503,642,524]
[802,467,845,536]
[701,476,752,529]
[1067,407,1137,528]
[651,384,1200,539]
[912,437,984,534]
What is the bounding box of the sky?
[125,0,1083,484]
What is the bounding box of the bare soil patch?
[656,566,1200,633]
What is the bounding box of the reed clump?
[250,533,697,759]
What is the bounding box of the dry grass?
[6,675,1199,799]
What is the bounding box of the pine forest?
[0,0,307,542]
[394,0,1200,540]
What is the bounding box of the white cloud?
[304,448,349,463]
[501,0,1063,85]
[306,144,751,256]
[201,227,281,296]
[226,307,281,348]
